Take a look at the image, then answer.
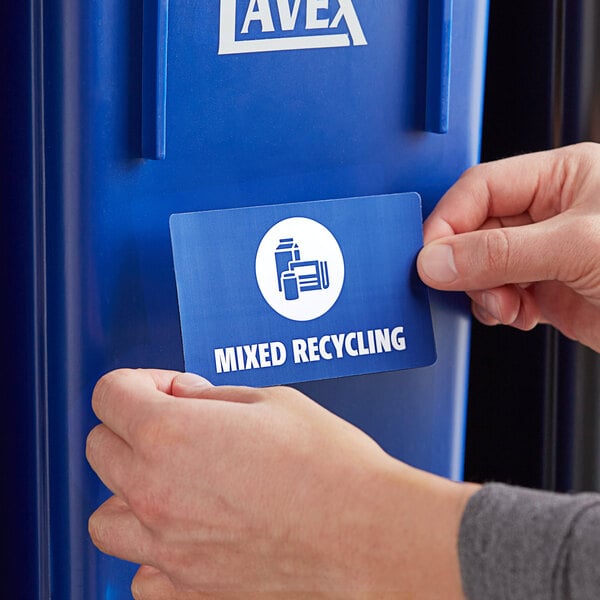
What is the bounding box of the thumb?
[171,372,214,398]
[172,373,268,404]
[417,219,567,291]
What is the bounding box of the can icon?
[281,271,300,300]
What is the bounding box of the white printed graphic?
[256,217,344,321]
[219,0,367,55]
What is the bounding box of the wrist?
[354,457,480,599]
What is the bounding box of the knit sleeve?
[458,483,600,599]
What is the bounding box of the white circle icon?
[255,217,345,321]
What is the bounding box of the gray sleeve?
[458,483,600,600]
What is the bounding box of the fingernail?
[472,302,500,325]
[480,292,501,322]
[174,372,213,390]
[420,244,458,283]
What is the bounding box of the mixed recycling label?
[170,193,436,386]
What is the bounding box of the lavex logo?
[218,0,367,54]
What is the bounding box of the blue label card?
[170,193,436,386]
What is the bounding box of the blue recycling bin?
[3,0,488,597]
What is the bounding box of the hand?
[86,369,477,599]
[417,142,600,352]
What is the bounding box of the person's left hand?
[86,369,477,599]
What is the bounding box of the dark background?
[465,0,600,493]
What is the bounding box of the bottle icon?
[274,238,300,293]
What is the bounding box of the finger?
[468,286,521,325]
[172,372,271,404]
[86,424,133,497]
[170,373,214,398]
[509,288,544,331]
[471,302,500,327]
[89,495,155,565]
[92,369,183,443]
[479,213,535,231]
[422,144,593,244]
[470,286,541,331]
[131,566,177,600]
[131,565,209,600]
[532,282,600,351]
[417,217,570,290]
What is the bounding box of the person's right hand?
[417,142,600,353]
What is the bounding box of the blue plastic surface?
[426,0,453,133]
[11,1,488,597]
[142,0,169,159]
